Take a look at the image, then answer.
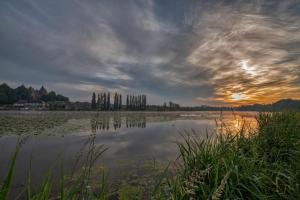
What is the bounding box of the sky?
[1,0,300,106]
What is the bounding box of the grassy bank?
[162,112,300,199]
[1,112,300,199]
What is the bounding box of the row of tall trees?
[91,92,147,111]
[126,95,146,110]
[113,93,122,110]
[92,92,111,110]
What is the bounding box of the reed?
[164,112,300,199]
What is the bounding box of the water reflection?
[0,111,257,198]
[91,113,146,132]
[125,114,146,129]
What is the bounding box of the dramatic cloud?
[0,0,300,105]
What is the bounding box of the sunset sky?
[1,0,300,106]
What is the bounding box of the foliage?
[118,181,144,200]
[91,92,97,110]
[164,112,300,199]
[0,83,69,105]
[0,143,20,200]
[0,83,16,104]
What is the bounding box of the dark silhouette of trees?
[113,93,123,111]
[103,93,107,110]
[114,92,118,110]
[169,101,180,110]
[91,92,97,110]
[126,95,129,110]
[91,92,146,111]
[107,92,110,110]
[56,95,69,102]
[0,83,16,104]
[100,93,104,110]
[119,94,122,110]
[97,94,100,110]
[91,92,114,111]
[142,95,146,109]
[125,94,146,110]
[0,83,68,105]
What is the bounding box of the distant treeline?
[236,99,300,111]
[0,83,69,105]
[146,99,300,112]
[91,92,147,111]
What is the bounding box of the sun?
[231,93,247,101]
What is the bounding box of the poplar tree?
[100,93,103,110]
[103,93,106,110]
[107,92,110,110]
[114,92,117,110]
[119,94,122,110]
[126,95,129,110]
[91,92,96,110]
[134,96,137,110]
[97,93,100,110]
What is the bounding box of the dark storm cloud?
[0,0,300,105]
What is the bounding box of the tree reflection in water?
[91,113,146,133]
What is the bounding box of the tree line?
[0,83,68,105]
[126,95,146,110]
[91,92,147,111]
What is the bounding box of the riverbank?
[160,112,300,199]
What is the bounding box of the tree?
[126,95,129,110]
[56,94,69,102]
[47,91,57,101]
[91,92,97,110]
[100,93,104,110]
[103,93,107,110]
[0,83,16,104]
[143,95,147,110]
[119,94,122,110]
[138,95,141,109]
[114,92,118,110]
[135,96,138,110]
[97,94,100,110]
[0,91,8,104]
[15,85,30,101]
[130,95,133,110]
[107,92,110,110]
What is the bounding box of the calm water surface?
[0,111,256,195]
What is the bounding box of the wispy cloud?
[0,0,299,105]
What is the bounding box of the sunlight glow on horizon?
[231,93,247,101]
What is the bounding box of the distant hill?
[0,83,69,105]
[237,99,300,111]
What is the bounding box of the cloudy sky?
[1,0,300,106]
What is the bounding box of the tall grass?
[0,134,109,200]
[0,143,20,200]
[164,112,300,199]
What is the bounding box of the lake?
[0,111,257,197]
